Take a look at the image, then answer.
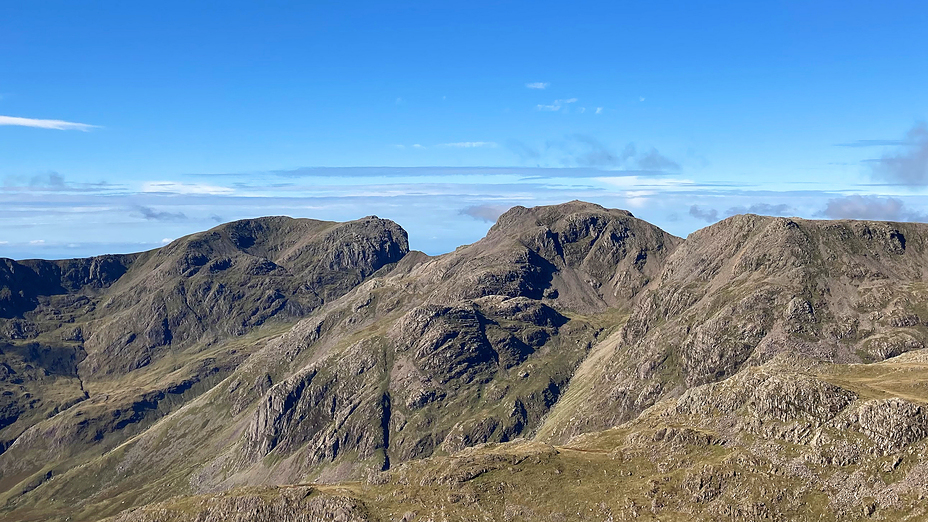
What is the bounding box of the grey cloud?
[689,205,719,222]
[2,172,122,193]
[818,195,927,222]
[209,214,224,223]
[135,205,188,222]
[868,123,928,186]
[3,171,67,191]
[30,172,66,189]
[567,135,630,168]
[556,135,680,171]
[460,204,513,223]
[506,140,541,161]
[724,203,792,217]
[637,147,681,171]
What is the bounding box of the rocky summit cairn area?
[3,201,928,521]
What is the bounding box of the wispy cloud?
[141,182,234,195]
[526,82,549,89]
[554,135,680,171]
[460,203,513,222]
[506,140,541,161]
[689,205,719,223]
[0,115,98,131]
[3,171,66,191]
[595,107,603,114]
[867,123,928,186]
[1,172,120,194]
[835,139,911,148]
[818,195,927,221]
[438,141,498,148]
[134,205,188,222]
[535,98,578,112]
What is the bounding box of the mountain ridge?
[3,201,928,521]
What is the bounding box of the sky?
[1,1,927,259]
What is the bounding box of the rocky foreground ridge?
[3,201,928,520]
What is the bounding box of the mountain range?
[2,201,928,521]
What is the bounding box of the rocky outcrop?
[0,255,135,319]
[540,215,928,442]
[415,201,681,313]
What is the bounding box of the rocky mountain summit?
[3,201,928,521]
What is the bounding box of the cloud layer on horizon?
[819,195,927,222]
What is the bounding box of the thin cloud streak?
[0,115,99,131]
[437,142,498,148]
[134,205,188,222]
[835,139,910,148]
[141,182,235,195]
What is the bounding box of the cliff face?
[537,215,928,442]
[0,215,409,484]
[5,202,928,522]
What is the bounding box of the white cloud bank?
[0,115,98,131]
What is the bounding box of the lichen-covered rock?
[854,399,928,454]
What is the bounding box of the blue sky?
[2,1,927,258]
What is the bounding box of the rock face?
[0,215,408,490]
[0,255,135,319]
[80,215,409,377]
[538,215,928,442]
[421,201,681,312]
[7,202,928,522]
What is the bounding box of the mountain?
[3,202,928,521]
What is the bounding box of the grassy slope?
[104,348,928,522]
